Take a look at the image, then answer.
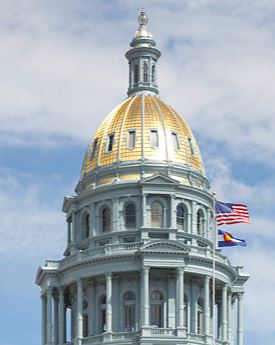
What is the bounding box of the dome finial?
[138,9,148,26]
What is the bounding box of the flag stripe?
[215,200,250,226]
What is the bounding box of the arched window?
[102,207,111,233]
[143,62,149,83]
[151,201,164,227]
[125,203,136,228]
[152,65,155,83]
[197,298,204,334]
[99,295,106,333]
[134,64,139,84]
[123,291,136,331]
[150,291,163,327]
[197,209,204,235]
[176,204,186,230]
[84,213,90,238]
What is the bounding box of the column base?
[73,337,82,345]
[103,331,113,341]
[141,326,151,336]
[204,334,213,344]
[177,327,186,337]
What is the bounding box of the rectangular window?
[90,138,98,159]
[188,137,194,156]
[150,129,159,149]
[107,133,114,152]
[127,130,136,149]
[171,132,180,150]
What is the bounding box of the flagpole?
[212,192,217,345]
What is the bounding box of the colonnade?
[41,271,244,345]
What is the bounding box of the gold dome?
[81,94,204,177]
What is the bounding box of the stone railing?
[112,331,139,341]
[149,327,176,336]
[82,334,103,344]
[186,332,205,343]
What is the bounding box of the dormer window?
[107,133,114,152]
[150,129,159,149]
[171,132,180,150]
[188,137,194,156]
[90,138,98,159]
[127,130,136,149]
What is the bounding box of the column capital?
[237,292,244,300]
[204,275,211,282]
[142,265,150,273]
[177,266,185,274]
[105,272,112,279]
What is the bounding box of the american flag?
[215,201,250,226]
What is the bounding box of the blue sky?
[1,1,275,344]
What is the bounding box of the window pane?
[150,130,159,149]
[127,130,136,149]
[172,132,180,150]
[151,202,163,227]
[125,204,136,228]
[176,205,185,230]
[84,214,90,238]
[102,208,111,232]
[152,65,155,83]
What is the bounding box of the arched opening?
[151,65,155,83]
[123,291,136,331]
[83,213,90,239]
[125,203,136,229]
[184,294,188,331]
[150,291,164,327]
[102,207,111,233]
[176,204,186,230]
[143,62,149,83]
[99,295,106,333]
[151,201,164,227]
[83,300,88,337]
[197,209,204,235]
[197,298,204,334]
[134,64,139,84]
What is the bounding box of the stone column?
[76,279,83,340]
[168,274,176,328]
[142,193,147,227]
[89,203,96,237]
[112,197,119,232]
[227,292,232,345]
[204,276,210,338]
[142,266,150,327]
[177,267,186,336]
[88,280,95,336]
[46,287,53,345]
[190,281,196,333]
[222,284,228,341]
[71,210,77,253]
[237,293,244,345]
[58,287,65,345]
[170,195,176,229]
[106,273,113,333]
[54,296,59,345]
[41,294,47,345]
[67,219,71,245]
[191,201,197,235]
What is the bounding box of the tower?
[36,10,249,345]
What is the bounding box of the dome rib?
[81,95,205,178]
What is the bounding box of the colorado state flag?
[218,229,247,247]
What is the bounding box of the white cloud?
[0,0,275,166]
[0,170,65,260]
